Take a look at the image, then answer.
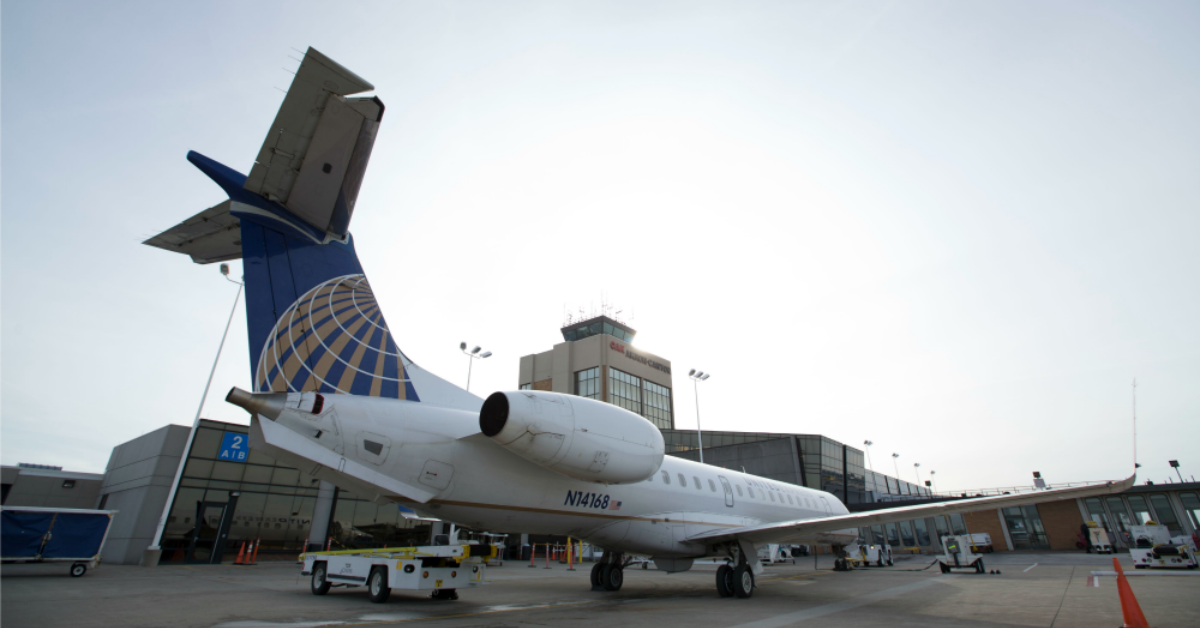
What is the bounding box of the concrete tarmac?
[3,552,1198,628]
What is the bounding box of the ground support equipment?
[1,506,117,577]
[301,543,497,603]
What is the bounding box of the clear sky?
[3,1,1197,493]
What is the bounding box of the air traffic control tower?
[517,315,675,430]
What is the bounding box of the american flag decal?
[609,501,622,511]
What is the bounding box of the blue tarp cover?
[1,511,55,558]
[2,511,111,560]
[42,513,111,559]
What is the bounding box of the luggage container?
[1,506,117,577]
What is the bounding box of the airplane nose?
[226,387,286,420]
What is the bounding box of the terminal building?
[518,316,675,430]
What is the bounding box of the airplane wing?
[686,474,1136,546]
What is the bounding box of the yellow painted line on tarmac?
[301,597,646,628]
[757,571,834,584]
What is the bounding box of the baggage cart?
[1,506,117,577]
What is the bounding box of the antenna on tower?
[1132,378,1139,474]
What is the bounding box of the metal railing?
[929,479,1114,498]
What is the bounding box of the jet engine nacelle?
[479,391,664,484]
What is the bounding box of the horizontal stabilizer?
[243,47,384,241]
[142,200,241,264]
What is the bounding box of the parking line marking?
[723,577,952,628]
[1024,563,1038,572]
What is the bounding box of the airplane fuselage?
[246,391,857,561]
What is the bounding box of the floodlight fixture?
[461,342,491,391]
[689,369,696,376]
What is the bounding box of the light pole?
[689,370,710,463]
[1169,460,1183,483]
[863,440,875,494]
[913,463,922,496]
[929,470,938,494]
[145,264,243,564]
[460,342,492,393]
[892,453,901,494]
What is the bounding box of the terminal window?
[575,368,601,399]
[643,380,673,430]
[608,368,642,414]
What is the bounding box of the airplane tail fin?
[144,49,481,411]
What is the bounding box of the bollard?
[528,543,537,568]
[567,537,575,571]
[544,543,552,569]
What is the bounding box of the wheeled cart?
[1,506,116,577]
[938,535,987,574]
[301,543,497,603]
[858,543,894,567]
[1128,524,1198,570]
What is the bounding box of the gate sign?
[218,433,249,462]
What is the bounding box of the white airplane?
[148,48,1134,600]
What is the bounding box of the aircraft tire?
[602,564,624,591]
[716,565,734,598]
[368,567,391,603]
[590,563,604,588]
[311,563,331,595]
[733,565,754,598]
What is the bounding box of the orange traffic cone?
[233,542,247,565]
[1113,557,1152,628]
[247,539,259,565]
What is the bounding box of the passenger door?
[718,476,735,508]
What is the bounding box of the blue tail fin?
[146,49,481,411]
[180,151,420,401]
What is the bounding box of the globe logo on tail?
[255,274,418,400]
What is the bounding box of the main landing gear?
[714,543,755,599]
[591,551,626,591]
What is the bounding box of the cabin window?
[708,479,717,492]
[693,476,701,490]
[678,473,686,487]
[736,485,743,497]
[787,494,794,505]
[363,440,384,455]
[661,471,670,485]
[769,492,776,502]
